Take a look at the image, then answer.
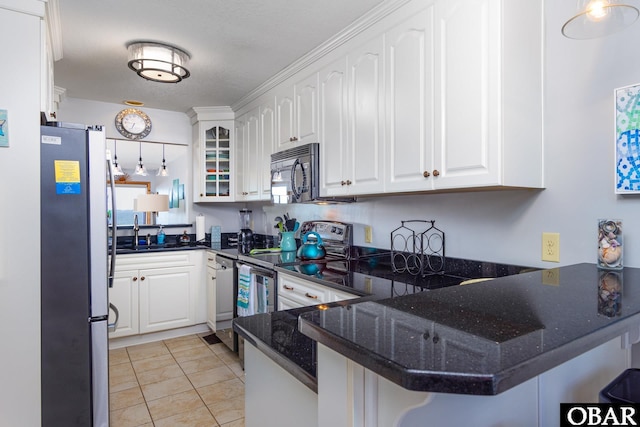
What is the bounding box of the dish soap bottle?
[157,225,166,245]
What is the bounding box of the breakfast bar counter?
[238,263,640,426]
[296,263,640,426]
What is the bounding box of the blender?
[238,209,254,254]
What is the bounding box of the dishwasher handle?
[237,263,275,279]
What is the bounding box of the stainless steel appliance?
[40,123,114,427]
[238,208,254,254]
[215,254,238,352]
[270,142,355,204]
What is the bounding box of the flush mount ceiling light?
[562,0,639,39]
[127,41,191,83]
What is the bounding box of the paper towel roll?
[196,215,205,241]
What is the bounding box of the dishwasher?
[211,254,238,353]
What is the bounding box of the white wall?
[265,0,640,269]
[0,1,44,425]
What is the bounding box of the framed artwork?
[615,83,640,193]
[0,109,8,147]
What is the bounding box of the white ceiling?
[53,0,384,113]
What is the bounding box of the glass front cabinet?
[193,120,235,201]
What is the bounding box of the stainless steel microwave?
[270,142,355,204]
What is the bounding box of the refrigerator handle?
[108,302,119,332]
[107,159,117,288]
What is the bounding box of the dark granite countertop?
[115,242,210,254]
[234,254,535,391]
[298,263,640,395]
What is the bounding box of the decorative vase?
[598,219,623,270]
[280,231,297,252]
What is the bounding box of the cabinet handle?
[283,285,294,291]
[423,171,430,178]
[200,193,204,197]
[133,277,138,282]
[433,170,440,177]
[305,293,318,299]
[140,276,145,281]
[207,257,214,262]
[432,334,440,344]
[346,180,352,185]
[341,180,347,186]
[211,276,215,280]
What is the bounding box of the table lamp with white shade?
[134,193,169,225]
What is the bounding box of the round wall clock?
[115,108,152,140]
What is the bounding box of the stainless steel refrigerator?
[40,123,117,427]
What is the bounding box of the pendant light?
[562,0,639,39]
[134,141,148,176]
[156,144,169,177]
[112,140,124,176]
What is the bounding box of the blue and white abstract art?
[616,84,640,193]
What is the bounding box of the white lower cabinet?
[277,273,358,310]
[108,251,204,339]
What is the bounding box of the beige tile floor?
[109,333,245,427]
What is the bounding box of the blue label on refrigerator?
[54,160,81,194]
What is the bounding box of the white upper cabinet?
[319,57,349,195]
[384,3,436,193]
[260,99,276,199]
[231,0,543,199]
[275,72,320,151]
[320,33,385,197]
[385,0,543,192]
[236,97,276,201]
[432,0,543,190]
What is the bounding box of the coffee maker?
[238,209,254,254]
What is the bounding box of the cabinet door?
[275,84,295,150]
[138,266,196,334]
[196,121,234,200]
[347,35,384,194]
[234,116,246,199]
[277,295,304,311]
[260,100,276,200]
[108,269,139,338]
[319,57,349,196]
[295,71,319,144]
[385,7,436,193]
[207,266,217,331]
[433,0,500,189]
[278,274,331,307]
[244,107,262,199]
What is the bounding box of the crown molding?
[45,0,63,60]
[231,0,413,112]
[187,106,235,124]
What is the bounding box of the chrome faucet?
[133,214,139,249]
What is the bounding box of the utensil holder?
[280,231,297,252]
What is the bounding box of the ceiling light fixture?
[127,41,191,83]
[562,0,639,39]
[112,140,125,176]
[134,141,148,176]
[156,144,169,177]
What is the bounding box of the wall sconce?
[127,41,191,83]
[134,193,169,225]
[562,0,639,39]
